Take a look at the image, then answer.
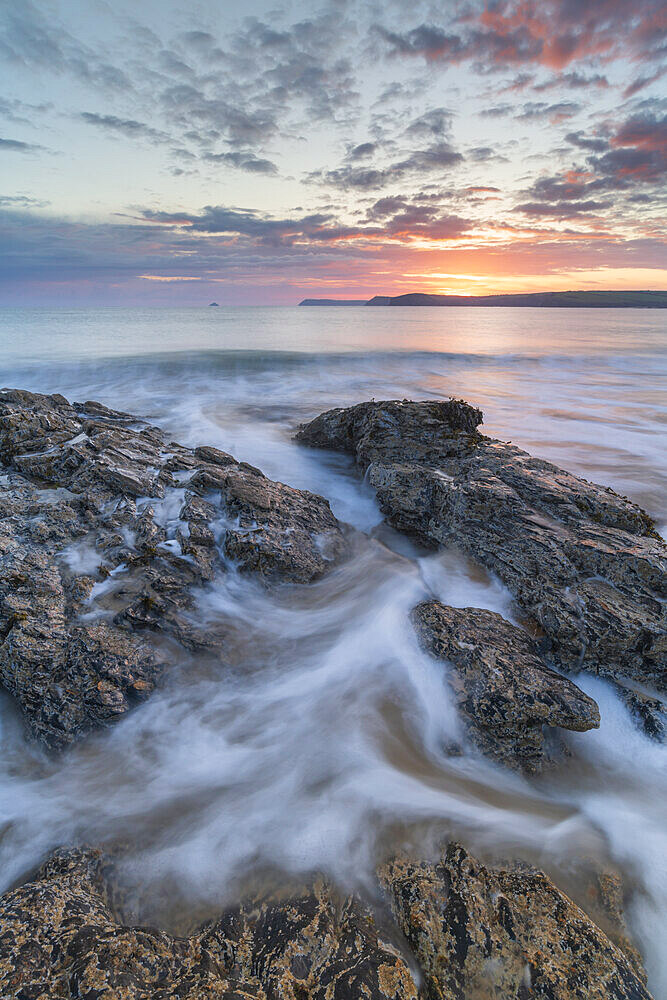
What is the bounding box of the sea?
[0,306,665,991]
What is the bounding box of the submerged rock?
[411,601,600,771]
[0,389,348,747]
[0,847,418,1000]
[379,842,653,1000]
[297,400,666,692]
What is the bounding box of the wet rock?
[378,842,653,1000]
[297,399,666,692]
[0,389,348,747]
[612,681,666,741]
[411,601,600,771]
[0,847,418,1000]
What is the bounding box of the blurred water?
[0,306,665,991]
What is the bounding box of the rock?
[297,400,666,692]
[612,681,666,741]
[0,847,418,1000]
[0,389,348,747]
[378,842,653,1000]
[411,601,600,771]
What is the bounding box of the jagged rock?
[0,389,348,747]
[612,681,666,741]
[297,400,666,692]
[411,601,600,770]
[378,842,653,1000]
[0,847,418,1000]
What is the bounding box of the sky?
[0,0,666,305]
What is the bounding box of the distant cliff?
[366,290,667,307]
[300,290,667,307]
[298,298,368,306]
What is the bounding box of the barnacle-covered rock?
[0,847,418,1000]
[378,843,653,1000]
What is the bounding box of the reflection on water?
[0,307,665,992]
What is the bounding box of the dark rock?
[0,389,348,747]
[297,399,666,692]
[378,842,653,1000]
[411,601,600,771]
[612,681,666,741]
[0,847,418,999]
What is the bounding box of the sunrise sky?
[1,0,666,304]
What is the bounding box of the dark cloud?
[80,113,169,144]
[347,142,377,160]
[316,138,463,191]
[139,199,472,246]
[565,131,609,153]
[481,99,580,123]
[515,110,666,219]
[590,112,667,184]
[623,68,666,98]
[365,196,472,238]
[0,194,48,207]
[515,101,581,122]
[467,146,503,162]
[202,151,278,174]
[515,199,611,218]
[377,1,666,71]
[2,205,664,304]
[405,108,453,138]
[0,137,44,152]
[0,1,130,91]
[534,72,608,91]
[479,104,513,118]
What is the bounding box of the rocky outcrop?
[612,681,666,741]
[0,847,418,1000]
[297,400,666,692]
[411,601,600,771]
[379,842,653,1000]
[0,389,348,747]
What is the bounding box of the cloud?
[376,1,667,71]
[317,138,463,191]
[623,67,666,98]
[0,1,130,90]
[2,204,664,306]
[347,142,377,160]
[516,101,581,123]
[590,111,667,184]
[565,131,609,153]
[480,104,514,118]
[0,137,44,152]
[515,110,666,219]
[79,113,169,144]
[202,151,278,174]
[534,71,609,91]
[515,198,611,218]
[0,194,48,207]
[405,108,454,138]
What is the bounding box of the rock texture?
[0,847,418,1000]
[379,842,653,1000]
[0,389,347,747]
[297,400,667,692]
[612,681,666,741]
[411,601,600,770]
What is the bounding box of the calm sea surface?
[0,307,665,991]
